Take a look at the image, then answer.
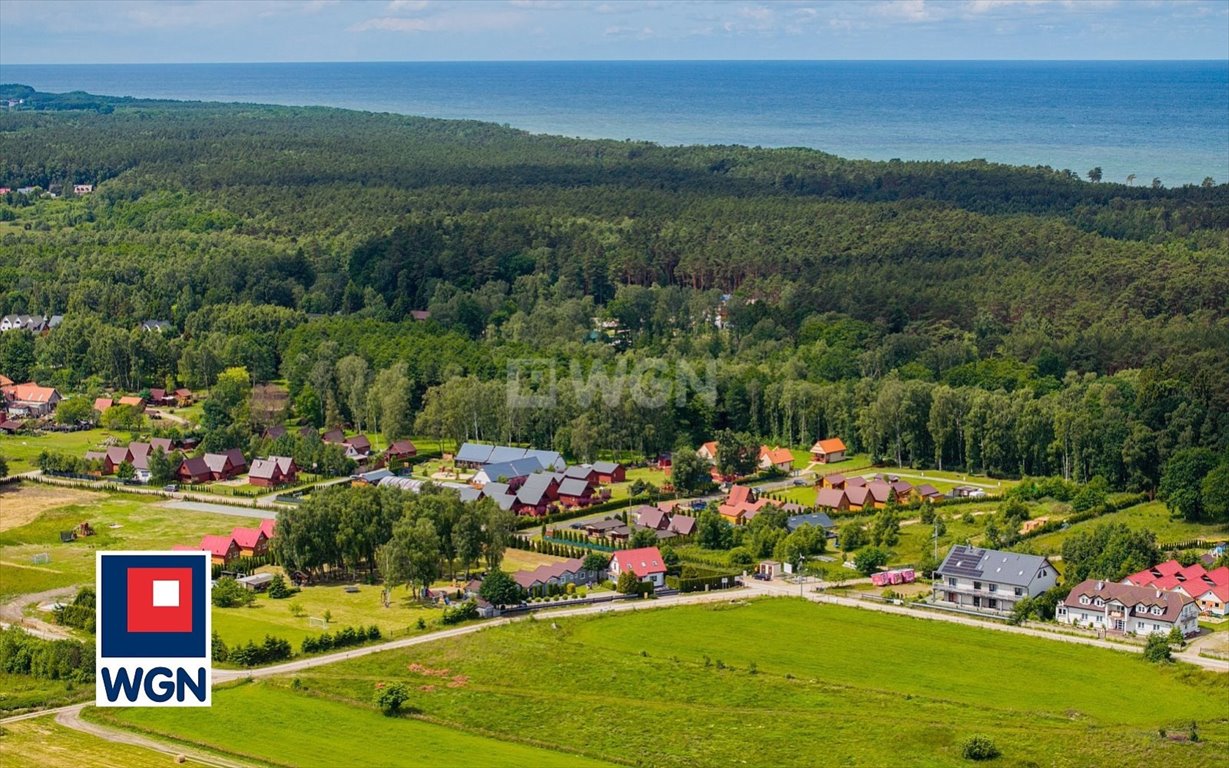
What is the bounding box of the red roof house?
[609,546,668,588]
[230,527,269,557]
[200,535,240,564]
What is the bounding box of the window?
[1136,604,1147,613]
[1094,598,1104,607]
[1014,587,1022,596]
[1080,596,1090,605]
[987,599,997,610]
[1057,607,1066,616]
[988,584,997,593]
[1151,606,1162,616]
[973,581,982,590]
[948,577,956,587]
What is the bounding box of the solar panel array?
[942,545,985,578]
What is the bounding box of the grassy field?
[103,598,1227,768]
[1027,501,1229,554]
[0,428,132,474]
[0,673,91,714]
[89,681,615,768]
[212,581,443,648]
[0,483,263,600]
[0,716,172,768]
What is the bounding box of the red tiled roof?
[759,446,794,466]
[258,518,276,539]
[199,535,237,557]
[230,527,266,549]
[3,382,59,404]
[611,547,666,578]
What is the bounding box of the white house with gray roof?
[933,544,1057,615]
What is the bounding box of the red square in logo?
[126,567,193,633]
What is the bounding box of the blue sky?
[1,0,1226,64]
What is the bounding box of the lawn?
[0,427,130,473]
[0,716,171,768]
[1027,501,1229,555]
[88,680,615,768]
[176,598,1229,768]
[0,483,263,600]
[211,581,443,648]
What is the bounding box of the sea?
[2,60,1226,186]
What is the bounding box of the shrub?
[441,600,479,625]
[961,735,1000,761]
[212,578,254,608]
[1144,633,1171,663]
[267,574,293,599]
[374,682,411,716]
[211,632,229,663]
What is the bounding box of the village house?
[933,544,1057,615]
[844,485,874,512]
[592,460,626,484]
[173,388,194,406]
[816,487,849,512]
[758,446,795,474]
[147,388,176,407]
[248,456,298,487]
[262,425,288,441]
[116,395,145,412]
[583,518,631,541]
[454,442,566,471]
[177,456,214,484]
[787,512,836,534]
[914,483,943,503]
[229,526,269,557]
[258,518,276,541]
[384,439,417,462]
[0,314,61,334]
[321,428,346,444]
[1123,560,1229,618]
[203,448,247,481]
[609,546,668,588]
[557,477,597,508]
[1057,579,1200,637]
[472,457,546,487]
[511,558,599,591]
[93,397,114,415]
[810,437,847,463]
[199,535,241,565]
[821,473,846,489]
[718,484,780,526]
[343,434,372,461]
[73,184,94,195]
[697,441,720,464]
[1,381,62,417]
[139,320,171,333]
[562,464,597,484]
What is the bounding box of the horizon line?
[3,57,1227,67]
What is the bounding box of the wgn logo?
[96,551,211,707]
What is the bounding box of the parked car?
[792,479,806,486]
[162,484,178,492]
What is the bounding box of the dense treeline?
[1,86,1226,487]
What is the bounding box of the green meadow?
[97,598,1228,768]
[1027,501,1229,552]
[88,681,614,768]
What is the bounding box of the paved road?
[160,500,276,519]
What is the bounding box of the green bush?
[1143,633,1171,663]
[212,577,255,608]
[961,735,1000,761]
[374,682,411,716]
[441,600,479,625]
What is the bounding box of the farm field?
[0,483,262,600]
[0,716,171,768]
[1027,501,1229,553]
[109,598,1226,768]
[88,680,615,768]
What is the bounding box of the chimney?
[1095,580,1104,590]
[1155,589,1162,599]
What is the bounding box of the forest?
[1,85,1227,494]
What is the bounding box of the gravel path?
[0,585,76,640]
